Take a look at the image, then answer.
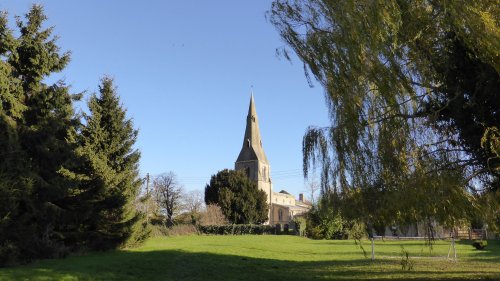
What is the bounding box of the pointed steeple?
[236,93,269,163]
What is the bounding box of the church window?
[245,167,250,178]
[247,139,250,147]
[278,209,283,221]
[262,167,266,180]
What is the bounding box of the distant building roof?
[297,200,313,207]
[279,190,291,195]
[272,203,310,211]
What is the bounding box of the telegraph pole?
[146,173,150,224]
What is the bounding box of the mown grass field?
[0,235,498,280]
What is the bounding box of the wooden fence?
[455,228,485,240]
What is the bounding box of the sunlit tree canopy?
[270,0,499,230]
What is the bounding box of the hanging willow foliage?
[270,0,499,229]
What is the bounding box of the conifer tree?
[1,5,147,264]
[205,169,268,224]
[11,5,80,258]
[62,77,147,250]
[0,11,33,265]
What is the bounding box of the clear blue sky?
[1,1,330,198]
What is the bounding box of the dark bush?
[275,224,282,234]
[0,242,20,267]
[472,240,487,250]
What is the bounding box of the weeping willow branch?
[271,0,497,230]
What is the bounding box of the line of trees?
[0,5,147,265]
[148,169,270,227]
[143,172,208,227]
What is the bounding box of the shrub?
[305,194,349,240]
[199,205,228,226]
[150,224,170,237]
[472,240,487,250]
[372,221,386,236]
[275,224,282,234]
[198,224,275,235]
[306,207,346,239]
[150,224,199,237]
[167,224,198,236]
[400,246,414,271]
[347,221,368,240]
[308,226,324,240]
[149,214,167,226]
[174,213,195,225]
[293,217,307,236]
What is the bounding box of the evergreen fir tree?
[1,5,147,264]
[6,5,80,259]
[62,77,147,250]
[0,11,34,265]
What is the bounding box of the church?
[235,94,311,226]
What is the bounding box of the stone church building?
[235,95,311,226]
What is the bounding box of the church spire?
[236,93,269,163]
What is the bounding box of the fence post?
[371,237,375,261]
[452,235,457,262]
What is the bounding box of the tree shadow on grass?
[1,249,499,281]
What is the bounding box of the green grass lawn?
[0,235,498,280]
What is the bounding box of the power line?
[141,169,307,187]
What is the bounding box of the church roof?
[279,190,291,195]
[236,94,269,164]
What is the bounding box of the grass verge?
[0,236,498,280]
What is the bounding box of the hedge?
[197,224,275,235]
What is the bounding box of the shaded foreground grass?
[0,235,498,280]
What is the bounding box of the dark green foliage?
[425,36,500,187]
[0,5,147,265]
[0,11,27,266]
[305,196,346,240]
[197,224,275,235]
[0,5,77,264]
[205,169,268,224]
[17,5,79,260]
[476,190,500,235]
[61,77,147,250]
